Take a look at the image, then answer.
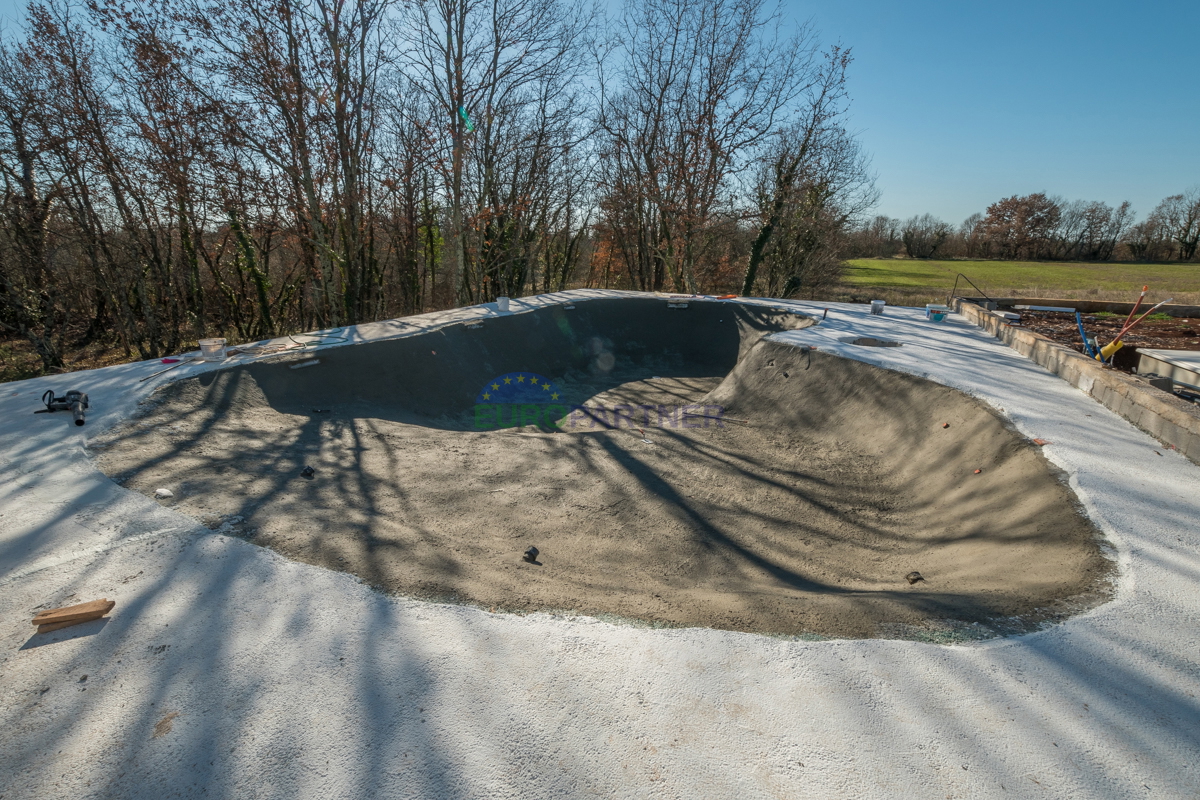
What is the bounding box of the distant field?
[835,259,1200,308]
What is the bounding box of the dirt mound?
[90,299,1113,639]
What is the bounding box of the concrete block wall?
[952,298,1200,467]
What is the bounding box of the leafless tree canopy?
[14,0,1186,379]
[847,190,1198,264]
[0,0,883,373]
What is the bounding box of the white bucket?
[198,338,228,361]
[870,300,886,315]
[496,296,510,313]
[925,304,950,321]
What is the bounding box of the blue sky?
[806,0,1200,224]
[1,0,1194,226]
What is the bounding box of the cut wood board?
[33,598,115,630]
[37,615,108,634]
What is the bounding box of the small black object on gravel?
[905,571,924,585]
[300,466,315,479]
[523,546,539,563]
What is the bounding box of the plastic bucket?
[497,296,510,313]
[870,300,885,315]
[198,338,228,361]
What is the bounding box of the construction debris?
[523,546,540,563]
[33,598,116,633]
[155,488,174,499]
[905,572,924,585]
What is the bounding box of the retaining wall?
[952,298,1200,467]
[958,297,1200,317]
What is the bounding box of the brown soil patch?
[1020,310,1200,371]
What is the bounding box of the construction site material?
[32,598,115,633]
[198,338,228,362]
[91,300,1111,638]
[1014,305,1076,313]
[1097,339,1125,361]
[953,298,1200,466]
[1137,349,1200,392]
[523,547,539,563]
[6,293,1198,800]
[1015,309,1200,363]
[1075,312,1098,358]
[959,296,1200,318]
[905,572,923,585]
[870,300,885,315]
[140,357,198,382]
[1089,293,1175,363]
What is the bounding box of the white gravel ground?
[2,291,1198,800]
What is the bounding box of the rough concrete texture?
[86,299,1110,638]
[2,291,1199,799]
[953,297,1200,465]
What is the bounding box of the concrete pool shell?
[2,290,1198,799]
[89,296,1110,639]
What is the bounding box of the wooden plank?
[32,599,115,626]
[37,611,109,634]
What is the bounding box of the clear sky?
[1,0,1195,227]
[806,0,1200,225]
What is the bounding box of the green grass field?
[835,259,1200,308]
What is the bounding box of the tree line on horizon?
[3,0,1193,379]
[849,189,1200,263]
[0,0,880,375]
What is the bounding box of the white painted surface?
[2,292,1198,800]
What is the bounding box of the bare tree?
[741,46,878,295]
[1124,215,1169,262]
[1153,190,1200,261]
[600,0,817,293]
[957,212,983,258]
[900,214,951,259]
[0,36,69,370]
[742,85,878,294]
[398,0,592,303]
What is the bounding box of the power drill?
[36,389,90,426]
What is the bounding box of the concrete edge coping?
[958,297,1200,317]
[951,298,1200,466]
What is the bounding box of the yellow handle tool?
[1096,339,1123,361]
